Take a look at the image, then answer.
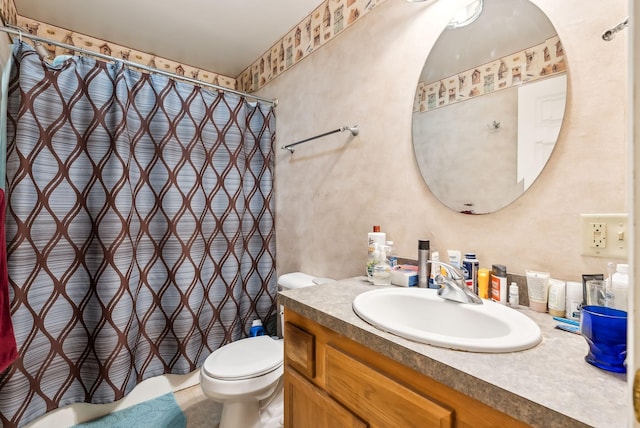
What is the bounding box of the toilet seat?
[203,336,283,381]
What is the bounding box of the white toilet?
[199,272,331,428]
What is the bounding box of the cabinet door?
[325,345,453,428]
[284,367,367,428]
[284,321,316,379]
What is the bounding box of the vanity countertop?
[278,277,627,428]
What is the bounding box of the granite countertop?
[278,277,627,428]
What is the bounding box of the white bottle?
[429,251,440,288]
[547,278,566,317]
[508,282,519,309]
[565,281,583,320]
[386,240,397,268]
[611,263,629,311]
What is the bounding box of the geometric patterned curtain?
[0,41,276,428]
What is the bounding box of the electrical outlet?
[580,214,628,258]
[589,222,606,248]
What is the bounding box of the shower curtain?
[0,41,276,428]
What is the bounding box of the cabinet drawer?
[284,321,316,379]
[325,345,453,428]
[284,367,368,428]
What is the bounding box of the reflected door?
[517,75,567,190]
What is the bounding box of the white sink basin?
[353,287,542,353]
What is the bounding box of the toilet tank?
[277,272,333,337]
[279,272,318,292]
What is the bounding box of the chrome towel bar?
[282,125,359,154]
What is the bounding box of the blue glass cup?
[580,305,627,373]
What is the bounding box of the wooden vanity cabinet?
[284,368,368,427]
[283,309,530,428]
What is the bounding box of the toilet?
[199,272,332,428]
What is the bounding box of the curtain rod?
[0,26,278,107]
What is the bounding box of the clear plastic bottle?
[611,263,629,311]
[385,240,397,268]
[372,243,392,286]
[367,226,386,283]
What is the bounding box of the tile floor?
[174,380,284,428]
[174,383,284,428]
[174,385,223,427]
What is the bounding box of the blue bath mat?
[71,392,186,428]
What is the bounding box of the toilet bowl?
[200,335,284,428]
[199,272,333,428]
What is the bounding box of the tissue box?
[391,267,418,287]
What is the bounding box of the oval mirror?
[412,0,567,214]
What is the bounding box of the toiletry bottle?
[373,243,392,286]
[367,226,386,283]
[526,270,550,313]
[462,253,479,293]
[418,240,430,288]
[491,264,507,304]
[478,268,490,299]
[428,251,440,288]
[611,263,629,311]
[565,281,583,320]
[386,241,397,268]
[447,250,461,268]
[249,320,265,337]
[508,283,519,308]
[547,278,566,317]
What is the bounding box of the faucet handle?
[428,260,483,305]
[433,273,448,287]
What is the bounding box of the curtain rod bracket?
[281,125,358,154]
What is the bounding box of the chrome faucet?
[428,260,483,305]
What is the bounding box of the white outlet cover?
[580,213,628,259]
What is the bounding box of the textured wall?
[258,0,628,282]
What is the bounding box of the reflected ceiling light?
[447,0,483,29]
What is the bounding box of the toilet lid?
[203,336,283,380]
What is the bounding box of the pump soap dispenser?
[372,243,392,286]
